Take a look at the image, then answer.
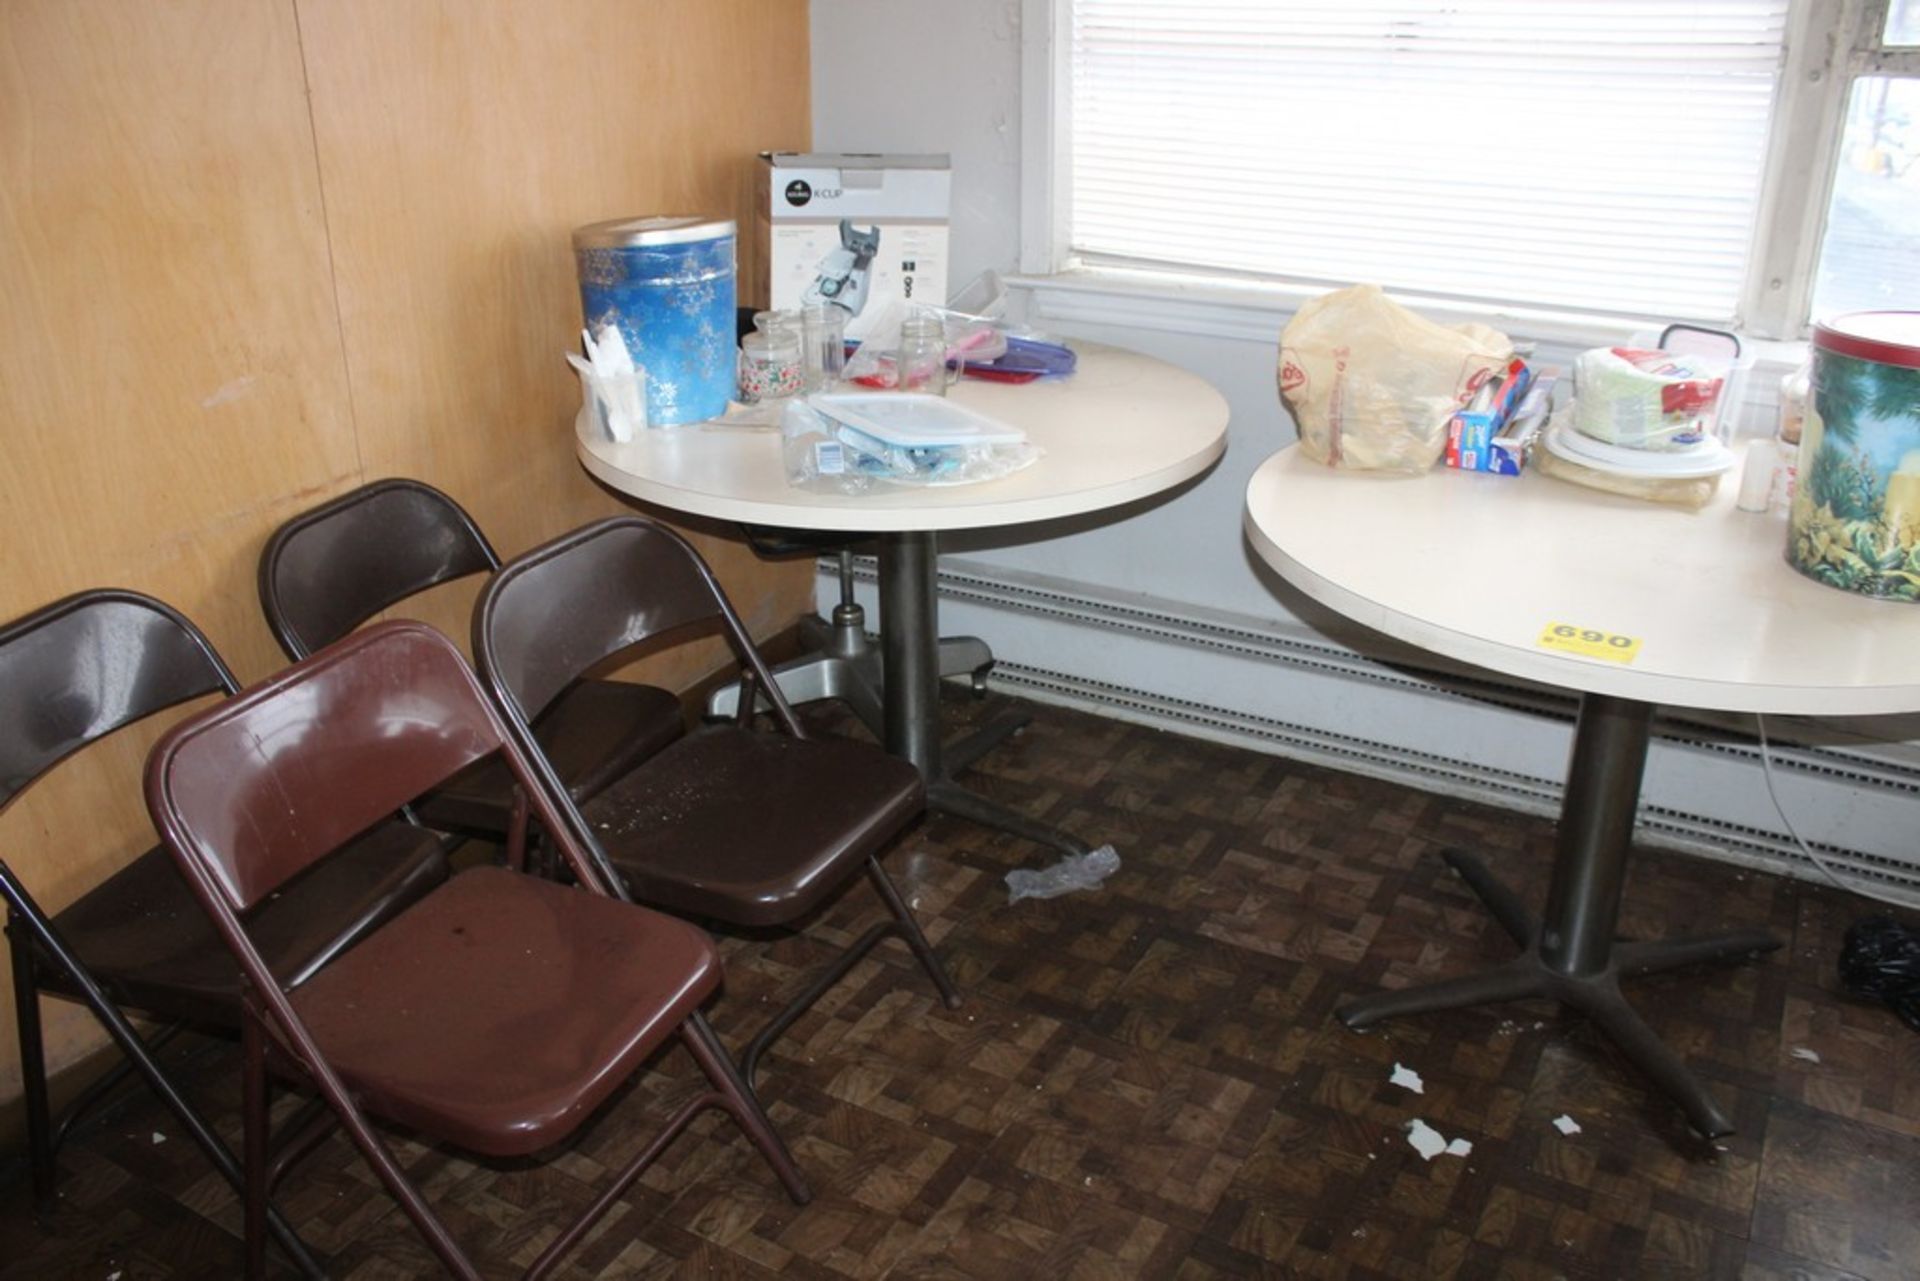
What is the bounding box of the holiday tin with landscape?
[1788,311,1920,600]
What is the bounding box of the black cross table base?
[1336,693,1780,1139]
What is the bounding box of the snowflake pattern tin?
[573,215,736,426]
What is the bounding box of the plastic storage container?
[573,215,735,426]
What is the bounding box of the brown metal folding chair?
[470,516,961,1094]
[258,477,685,855]
[143,620,809,1280]
[2,589,450,1278]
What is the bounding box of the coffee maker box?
[754,152,950,343]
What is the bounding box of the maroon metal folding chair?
[144,620,808,1280]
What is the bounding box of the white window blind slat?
[1069,0,1791,321]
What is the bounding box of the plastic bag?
[1005,845,1120,903]
[1838,916,1920,1033]
[780,398,1041,494]
[1278,284,1512,473]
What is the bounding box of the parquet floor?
[3,693,1918,1279]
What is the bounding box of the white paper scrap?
[1389,1063,1425,1094]
[1552,1114,1582,1136]
[1405,1118,1447,1160]
[1405,1118,1474,1160]
[150,1131,166,1145]
[1790,1047,1821,1063]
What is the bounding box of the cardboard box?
[1445,359,1534,475]
[755,152,950,343]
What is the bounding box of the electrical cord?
[1754,712,1920,911]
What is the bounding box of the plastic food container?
[573,215,735,426]
[1787,311,1920,600]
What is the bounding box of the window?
[1808,2,1920,320]
[1027,1,1920,339]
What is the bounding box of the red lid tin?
[1812,311,1920,370]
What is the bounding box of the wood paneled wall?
[0,0,812,1107]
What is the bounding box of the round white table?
[1245,444,1920,1138]
[579,342,1229,855]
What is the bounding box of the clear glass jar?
[738,330,802,404]
[895,313,952,395]
[800,304,847,392]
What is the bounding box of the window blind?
[1068,1,1791,322]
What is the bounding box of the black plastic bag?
[1838,916,1920,1033]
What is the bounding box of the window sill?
[1005,265,1809,388]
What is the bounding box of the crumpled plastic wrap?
[1839,916,1920,1033]
[1005,845,1120,903]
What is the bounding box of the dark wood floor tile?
[10,694,1920,1277]
[1750,1097,1920,1281]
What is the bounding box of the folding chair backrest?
[145,622,553,914]
[259,479,500,661]
[472,517,751,724]
[0,590,239,811]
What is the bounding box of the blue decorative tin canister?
[573,215,735,426]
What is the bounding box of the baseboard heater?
[828,557,1920,895]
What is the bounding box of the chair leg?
[241,1013,270,1281]
[310,1069,484,1281]
[0,867,326,1279]
[738,858,963,1092]
[7,911,57,1214]
[522,1012,812,1280]
[684,1013,812,1205]
[865,858,962,1010]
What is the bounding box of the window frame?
[1020,0,1919,344]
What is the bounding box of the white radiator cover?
[825,557,1920,896]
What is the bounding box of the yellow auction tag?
[1536,622,1641,664]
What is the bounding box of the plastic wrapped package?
[1572,347,1727,450]
[781,396,1041,494]
[1278,284,1512,474]
[1838,917,1920,1033]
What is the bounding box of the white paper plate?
[1544,423,1735,478]
[808,393,1027,448]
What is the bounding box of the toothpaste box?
[753,152,950,343]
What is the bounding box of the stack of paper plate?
[1543,422,1735,478]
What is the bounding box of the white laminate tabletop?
[1244,445,1920,717]
[576,343,1228,534]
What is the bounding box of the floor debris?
[1405,1118,1472,1160]
[1552,1114,1582,1136]
[1389,1062,1425,1094]
[1790,1046,1821,1063]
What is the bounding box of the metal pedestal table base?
[1336,694,1780,1139]
[707,554,995,742]
[880,531,1091,859]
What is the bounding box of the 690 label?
[1536,622,1641,664]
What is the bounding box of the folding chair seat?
[258,477,684,841]
[144,620,808,1280]
[472,516,961,1092]
[2,590,448,1277]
